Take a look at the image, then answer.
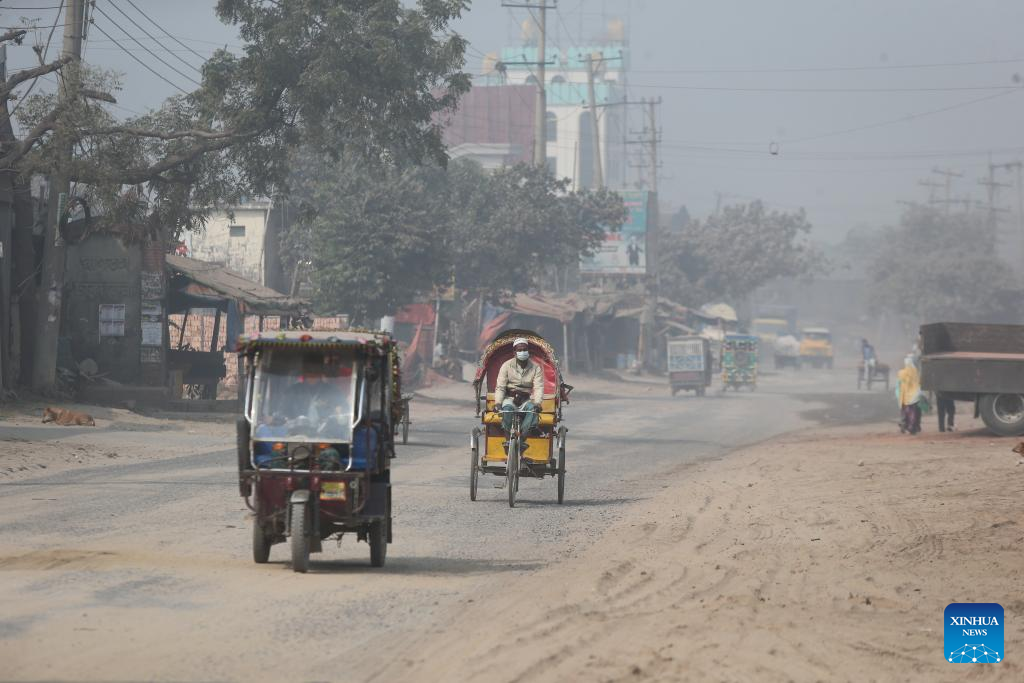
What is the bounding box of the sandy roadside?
[0,374,656,483]
[371,423,1024,683]
[0,401,232,481]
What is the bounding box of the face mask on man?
[516,350,529,362]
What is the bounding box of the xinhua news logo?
[945,603,1004,663]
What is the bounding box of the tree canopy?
[281,156,625,322]
[3,0,471,238]
[866,205,1019,323]
[658,200,826,307]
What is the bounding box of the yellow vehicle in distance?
[800,327,834,369]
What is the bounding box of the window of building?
[229,225,246,237]
[545,111,558,142]
[546,156,557,177]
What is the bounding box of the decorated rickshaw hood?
[236,330,396,356]
[474,329,560,387]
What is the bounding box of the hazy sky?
[6,1,1024,243]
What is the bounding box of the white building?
[473,39,628,190]
[187,199,274,285]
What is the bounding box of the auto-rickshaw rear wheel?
[369,520,387,567]
[253,521,270,564]
[290,502,310,573]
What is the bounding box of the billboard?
[580,189,649,275]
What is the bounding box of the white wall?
[189,201,272,284]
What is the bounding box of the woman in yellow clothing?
[896,356,922,434]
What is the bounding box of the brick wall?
[168,313,348,396]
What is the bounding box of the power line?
[627,56,1024,75]
[120,0,208,62]
[105,0,202,73]
[91,3,200,87]
[627,83,1022,94]
[88,19,190,94]
[7,0,64,118]
[785,89,1022,145]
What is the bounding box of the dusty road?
[1,370,1012,682]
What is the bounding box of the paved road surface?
[0,370,889,681]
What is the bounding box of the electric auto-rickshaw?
[470,330,571,507]
[722,334,759,391]
[235,330,400,571]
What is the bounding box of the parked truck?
[920,322,1024,436]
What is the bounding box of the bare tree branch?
[1,29,28,45]
[80,126,240,141]
[70,133,256,185]
[80,89,117,103]
[1,56,72,99]
[0,104,65,169]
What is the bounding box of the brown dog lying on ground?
[42,407,96,426]
[1013,442,1024,456]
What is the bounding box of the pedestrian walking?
[937,393,956,432]
[896,355,922,434]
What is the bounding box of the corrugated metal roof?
[166,254,307,315]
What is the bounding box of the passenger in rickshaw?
[492,337,544,438]
[285,354,352,424]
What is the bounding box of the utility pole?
[985,159,1023,265]
[625,98,661,192]
[978,162,1011,224]
[917,179,943,204]
[931,167,963,215]
[584,52,604,189]
[503,2,555,167]
[646,98,660,195]
[32,0,86,391]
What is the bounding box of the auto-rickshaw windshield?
[250,350,357,443]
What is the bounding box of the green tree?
[280,156,625,320]
[867,205,1019,323]
[6,0,470,235]
[295,156,452,323]
[446,160,624,294]
[658,200,826,307]
[2,1,470,386]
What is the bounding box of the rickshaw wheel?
[253,521,270,564]
[507,440,519,508]
[369,521,387,567]
[401,404,410,444]
[290,502,310,573]
[469,442,479,502]
[557,444,566,504]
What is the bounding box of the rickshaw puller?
[493,337,544,438]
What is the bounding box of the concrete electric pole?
[585,52,604,189]
[32,0,86,390]
[503,1,556,168]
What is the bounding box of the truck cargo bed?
[920,323,1024,394]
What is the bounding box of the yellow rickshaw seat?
[482,411,556,427]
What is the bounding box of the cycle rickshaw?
[235,330,401,571]
[470,330,571,507]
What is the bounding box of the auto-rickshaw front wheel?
[290,502,310,573]
[369,521,387,567]
[253,521,270,564]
